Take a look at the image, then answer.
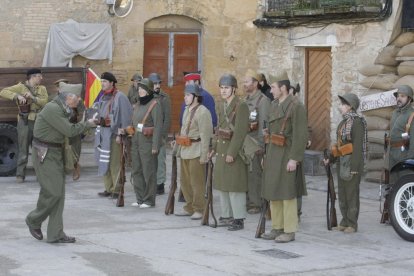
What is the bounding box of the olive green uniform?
[334,116,365,230]
[0,82,48,178]
[262,95,307,233]
[244,90,270,209]
[131,98,162,206]
[177,104,213,213]
[213,96,249,219]
[154,90,171,186]
[25,96,93,242]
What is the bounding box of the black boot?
[157,184,165,195]
[227,219,244,231]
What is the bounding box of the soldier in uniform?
[148,73,171,195]
[128,73,142,105]
[324,93,367,233]
[130,78,162,208]
[25,82,96,243]
[243,69,271,214]
[173,84,213,219]
[208,74,249,231]
[95,72,133,198]
[0,68,48,183]
[261,73,308,243]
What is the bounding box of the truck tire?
[0,123,18,176]
[389,174,414,242]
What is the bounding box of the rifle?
[201,159,217,227]
[324,149,337,230]
[255,120,270,238]
[116,135,127,207]
[380,133,390,223]
[165,144,178,215]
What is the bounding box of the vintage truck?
[0,67,87,176]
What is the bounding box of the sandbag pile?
[359,32,414,182]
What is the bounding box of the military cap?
[101,72,117,83]
[338,93,360,111]
[26,68,41,76]
[268,71,289,84]
[130,73,142,82]
[148,73,162,84]
[183,71,202,81]
[59,82,82,97]
[393,85,413,99]
[138,78,154,95]
[53,79,69,86]
[184,84,201,96]
[245,69,261,82]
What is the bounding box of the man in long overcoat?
[261,73,308,243]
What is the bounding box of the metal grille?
[266,0,383,13]
[255,249,302,259]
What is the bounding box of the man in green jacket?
[25,82,96,243]
[0,68,48,183]
[261,72,308,243]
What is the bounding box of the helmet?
[219,74,238,88]
[148,73,162,84]
[184,84,201,96]
[138,78,154,94]
[393,85,413,99]
[131,73,142,82]
[338,93,360,110]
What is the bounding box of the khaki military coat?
[245,90,271,148]
[262,95,308,200]
[212,96,249,192]
[154,90,171,139]
[0,82,48,121]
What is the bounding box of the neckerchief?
[342,111,368,159]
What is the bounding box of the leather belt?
[390,140,405,148]
[190,138,201,142]
[33,138,63,148]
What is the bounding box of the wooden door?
[306,48,332,151]
[143,33,199,133]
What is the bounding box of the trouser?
[69,134,82,162]
[247,153,263,208]
[16,119,34,177]
[218,190,246,219]
[131,138,158,206]
[104,138,121,193]
[26,147,66,242]
[180,158,206,213]
[156,140,167,185]
[338,174,361,230]
[270,198,298,233]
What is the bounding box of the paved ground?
[0,145,413,276]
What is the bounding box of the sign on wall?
[359,89,397,112]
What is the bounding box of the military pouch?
[33,142,48,164]
[176,135,192,146]
[142,127,154,137]
[217,128,233,140]
[125,126,136,136]
[331,143,353,157]
[249,121,258,132]
[270,133,286,146]
[18,103,31,113]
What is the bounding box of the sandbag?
[365,116,390,131]
[398,61,414,77]
[397,42,414,57]
[360,74,399,90]
[359,64,397,77]
[374,45,401,66]
[364,171,383,183]
[394,75,414,91]
[366,158,385,172]
[368,130,387,145]
[392,32,414,48]
[362,106,394,120]
[368,142,385,159]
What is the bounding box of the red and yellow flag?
[84,68,102,108]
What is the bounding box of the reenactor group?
[1,67,413,244]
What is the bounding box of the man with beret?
[127,73,142,105]
[0,68,48,183]
[25,82,97,243]
[180,71,217,129]
[95,72,133,199]
[243,69,271,214]
[148,72,171,195]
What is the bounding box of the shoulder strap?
[405,112,414,133]
[279,99,296,134]
[184,104,201,135]
[254,94,264,110]
[141,100,158,126]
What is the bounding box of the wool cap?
[101,72,117,83]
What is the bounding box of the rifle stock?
[324,149,337,230]
[255,199,269,238]
[116,137,126,207]
[165,154,177,215]
[201,159,217,227]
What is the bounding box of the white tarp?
[42,19,113,66]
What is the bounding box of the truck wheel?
[0,124,18,176]
[390,174,414,242]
